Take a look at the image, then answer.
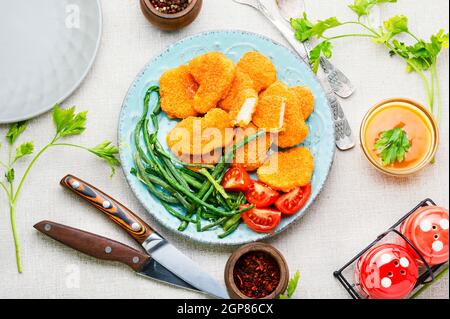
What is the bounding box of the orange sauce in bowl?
[362,101,437,174]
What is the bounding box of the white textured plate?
[0,0,102,123]
[119,31,336,245]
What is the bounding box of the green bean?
[200,168,229,200]
[215,191,232,211]
[218,222,241,239]
[160,201,196,223]
[155,142,215,169]
[201,217,227,232]
[196,208,202,232]
[223,214,242,231]
[179,167,206,181]
[180,172,203,190]
[134,155,179,204]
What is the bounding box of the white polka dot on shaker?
[400,206,449,266]
[355,243,419,299]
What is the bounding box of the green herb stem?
[9,203,22,273]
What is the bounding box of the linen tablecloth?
[0,0,448,299]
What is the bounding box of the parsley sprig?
[375,128,411,166]
[279,271,300,299]
[0,105,120,272]
[291,0,448,124]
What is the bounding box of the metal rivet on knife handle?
[60,175,154,245]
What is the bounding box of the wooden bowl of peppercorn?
[140,0,202,31]
[225,243,289,299]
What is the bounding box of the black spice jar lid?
[224,242,289,299]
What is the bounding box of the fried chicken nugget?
[166,108,234,156]
[188,52,235,114]
[232,123,273,171]
[257,147,314,192]
[159,65,199,119]
[219,71,258,127]
[252,95,286,132]
[236,52,277,93]
[257,82,309,148]
[290,86,315,120]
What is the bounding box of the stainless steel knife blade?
[137,258,200,292]
[60,175,230,299]
[143,233,230,299]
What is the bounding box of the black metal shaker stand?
[334,198,449,299]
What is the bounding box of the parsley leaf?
[349,0,397,18]
[291,14,341,42]
[311,17,342,38]
[309,41,333,73]
[291,13,314,42]
[5,168,15,183]
[14,142,34,162]
[375,128,411,166]
[88,141,120,175]
[53,105,87,137]
[6,121,27,145]
[374,15,409,44]
[384,15,409,35]
[279,271,300,299]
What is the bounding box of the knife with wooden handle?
[34,220,199,291]
[60,174,153,244]
[34,220,150,271]
[59,174,230,299]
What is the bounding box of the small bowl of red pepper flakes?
[140,0,202,31]
[225,243,289,299]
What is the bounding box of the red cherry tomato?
[241,205,281,233]
[275,184,312,215]
[245,181,280,208]
[221,166,252,192]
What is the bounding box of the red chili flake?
[233,251,281,299]
[150,0,192,14]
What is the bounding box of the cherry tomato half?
[275,184,312,216]
[241,205,281,233]
[245,181,280,208]
[221,166,252,192]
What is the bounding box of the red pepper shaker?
[400,206,449,266]
[355,244,419,299]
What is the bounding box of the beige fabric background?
[0,0,448,299]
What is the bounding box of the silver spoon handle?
[303,40,355,99]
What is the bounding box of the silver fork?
[233,0,355,150]
[277,0,355,98]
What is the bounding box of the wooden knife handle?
[34,220,150,272]
[60,174,153,244]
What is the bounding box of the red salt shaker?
[355,243,419,299]
[400,206,449,266]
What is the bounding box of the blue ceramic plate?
[119,30,335,245]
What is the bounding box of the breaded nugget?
[258,82,309,148]
[232,123,272,171]
[236,52,277,92]
[290,86,314,120]
[257,147,314,192]
[160,65,198,119]
[219,71,258,127]
[166,108,234,156]
[189,52,235,114]
[252,95,286,132]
